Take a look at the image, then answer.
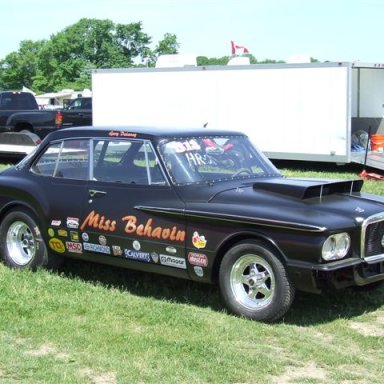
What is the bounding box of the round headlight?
[322,233,351,261]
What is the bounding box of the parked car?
[0,126,383,322]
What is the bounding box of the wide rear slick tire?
[219,240,295,322]
[0,209,48,270]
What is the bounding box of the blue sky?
[1,0,384,63]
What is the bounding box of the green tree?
[197,56,230,66]
[1,18,180,92]
[35,18,153,91]
[138,33,180,67]
[196,54,285,66]
[0,40,45,90]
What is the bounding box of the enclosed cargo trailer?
[92,62,384,170]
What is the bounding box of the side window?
[93,139,167,185]
[0,93,37,110]
[30,143,62,176]
[134,142,167,185]
[93,140,131,167]
[31,139,90,180]
[82,98,92,109]
[67,99,82,110]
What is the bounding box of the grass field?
[0,160,383,383]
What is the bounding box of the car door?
[30,138,90,255]
[61,98,92,128]
[78,138,188,277]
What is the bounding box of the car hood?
[179,177,384,232]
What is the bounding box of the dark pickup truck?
[0,91,92,140]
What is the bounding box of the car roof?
[45,126,247,142]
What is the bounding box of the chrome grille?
[361,212,384,262]
[365,221,384,256]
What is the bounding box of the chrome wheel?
[6,220,36,266]
[1,210,49,270]
[219,241,294,321]
[230,254,275,310]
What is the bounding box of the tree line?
[0,18,287,94]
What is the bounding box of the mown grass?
[1,263,384,383]
[0,159,383,383]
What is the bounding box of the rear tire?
[0,209,48,270]
[219,240,295,322]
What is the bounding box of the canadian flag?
[231,41,249,55]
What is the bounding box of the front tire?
[0,209,47,270]
[219,241,295,322]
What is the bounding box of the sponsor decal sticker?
[99,235,107,246]
[194,266,204,278]
[151,252,159,263]
[66,242,82,254]
[70,231,79,242]
[49,238,65,253]
[112,245,123,256]
[166,246,177,254]
[82,232,89,242]
[124,249,151,262]
[160,254,187,269]
[133,240,141,251]
[67,217,79,229]
[83,242,111,255]
[58,229,68,237]
[51,220,61,227]
[48,228,55,237]
[192,232,207,249]
[188,252,208,267]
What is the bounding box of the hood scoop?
[253,178,363,200]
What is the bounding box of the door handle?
[89,189,107,198]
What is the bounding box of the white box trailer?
[92,62,384,171]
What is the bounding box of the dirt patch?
[375,311,384,325]
[349,321,384,337]
[312,330,334,343]
[336,365,375,383]
[25,343,69,360]
[270,362,327,384]
[79,367,117,384]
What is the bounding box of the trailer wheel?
[219,240,295,322]
[0,209,47,270]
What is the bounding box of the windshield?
[159,135,281,185]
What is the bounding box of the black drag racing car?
[0,126,384,322]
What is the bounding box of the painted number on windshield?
[175,140,201,153]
